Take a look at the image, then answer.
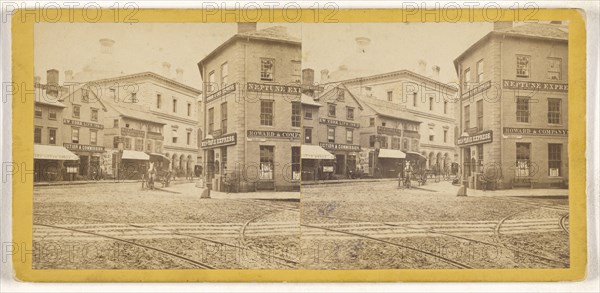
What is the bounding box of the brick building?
[454,22,568,189]
[197,23,302,192]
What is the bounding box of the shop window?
[208,107,214,134]
[516,97,530,123]
[221,102,228,133]
[291,147,300,180]
[292,102,301,127]
[548,144,562,176]
[327,126,335,143]
[260,58,274,81]
[516,143,531,177]
[72,105,80,118]
[35,106,42,118]
[260,100,274,126]
[516,55,531,78]
[547,57,561,80]
[91,108,99,122]
[259,146,274,180]
[303,128,312,144]
[328,104,336,117]
[346,129,353,144]
[346,107,354,120]
[48,128,56,145]
[34,127,42,144]
[548,98,561,124]
[90,130,97,145]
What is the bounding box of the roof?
[57,84,107,111]
[325,70,458,93]
[84,71,201,96]
[35,95,67,108]
[105,102,166,125]
[301,94,322,107]
[316,84,364,110]
[344,87,421,123]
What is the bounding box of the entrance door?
[335,154,345,175]
[206,149,215,180]
[516,143,531,177]
[79,155,89,177]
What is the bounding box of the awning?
[406,151,427,161]
[122,150,149,161]
[34,145,79,161]
[301,145,334,160]
[149,153,171,161]
[378,149,406,159]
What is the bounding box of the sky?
[34,21,493,89]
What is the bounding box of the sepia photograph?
[31,19,570,270]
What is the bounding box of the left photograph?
[32,22,302,269]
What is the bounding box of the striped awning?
[122,150,149,161]
[34,145,79,161]
[378,149,406,159]
[301,145,334,160]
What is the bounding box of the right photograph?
[299,21,569,269]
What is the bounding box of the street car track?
[559,214,569,234]
[33,222,215,269]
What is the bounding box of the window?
[292,102,301,127]
[208,71,215,92]
[123,137,131,150]
[402,138,409,150]
[221,62,228,85]
[444,101,448,114]
[82,89,89,103]
[413,92,418,107]
[260,58,274,81]
[221,102,228,133]
[187,132,191,145]
[328,104,336,117]
[547,57,562,80]
[548,144,562,176]
[327,126,335,143]
[34,127,42,144]
[477,145,484,168]
[346,129,353,144]
[135,138,143,151]
[292,61,301,82]
[304,109,312,119]
[259,146,274,180]
[380,136,388,149]
[369,135,377,147]
[477,100,483,131]
[444,130,448,143]
[387,91,393,102]
[429,97,434,111]
[110,88,116,99]
[548,98,561,124]
[391,137,400,150]
[464,105,470,130]
[337,89,345,101]
[156,94,162,108]
[303,128,312,144]
[90,130,97,145]
[260,100,274,126]
[516,143,531,177]
[48,128,56,145]
[221,147,228,174]
[208,107,214,134]
[476,59,484,83]
[381,122,386,127]
[155,141,162,152]
[73,105,80,118]
[346,107,354,120]
[130,92,138,103]
[146,140,152,152]
[429,134,434,142]
[463,68,471,90]
[35,106,42,118]
[516,97,530,123]
[516,55,531,78]
[187,103,192,116]
[412,139,419,151]
[291,147,301,179]
[91,108,98,122]
[47,108,56,120]
[172,98,177,113]
[71,127,79,144]
[369,118,375,127]
[113,119,119,128]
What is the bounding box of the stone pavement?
[161,182,300,200]
[418,180,568,197]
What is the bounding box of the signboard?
[377,126,403,136]
[320,142,361,152]
[323,166,334,173]
[64,143,105,152]
[206,83,236,102]
[63,118,104,129]
[503,127,568,136]
[201,133,237,148]
[457,130,493,147]
[502,80,568,92]
[121,127,145,138]
[146,132,164,140]
[247,130,300,139]
[461,80,492,99]
[246,82,301,94]
[319,118,360,128]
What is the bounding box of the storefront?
[246,130,301,190]
[201,133,237,191]
[64,143,105,179]
[458,130,493,189]
[301,144,335,181]
[34,145,79,182]
[319,142,361,178]
[119,150,150,180]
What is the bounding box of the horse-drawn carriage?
[142,154,172,189]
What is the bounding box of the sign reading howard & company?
[503,80,568,92]
[457,130,493,147]
[246,82,301,94]
[377,126,403,136]
[320,142,361,152]
[201,133,237,148]
[64,143,105,152]
[319,118,360,128]
[63,118,104,129]
[247,130,300,139]
[503,127,568,136]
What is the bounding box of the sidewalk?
[420,180,568,197]
[34,178,198,187]
[301,178,396,186]
[161,181,300,200]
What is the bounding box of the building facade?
[198,23,302,192]
[454,22,568,189]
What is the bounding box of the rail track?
[559,214,570,234]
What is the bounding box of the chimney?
[320,69,329,82]
[34,76,41,85]
[46,69,59,97]
[431,65,440,80]
[162,62,171,77]
[493,21,513,31]
[418,59,427,75]
[302,68,314,86]
[355,37,371,53]
[175,68,184,82]
[64,70,73,82]
[99,38,115,54]
[237,22,257,34]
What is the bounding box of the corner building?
[198,23,302,192]
[454,22,568,189]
